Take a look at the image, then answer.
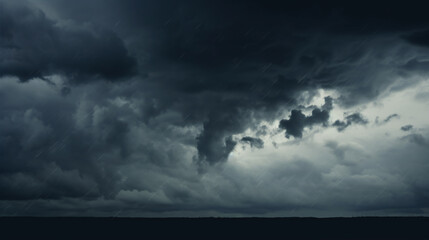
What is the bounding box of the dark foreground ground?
[1,217,428,239]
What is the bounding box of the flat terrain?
[1,217,428,239]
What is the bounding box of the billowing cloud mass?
[1,0,429,217]
[279,97,332,138]
[0,1,136,81]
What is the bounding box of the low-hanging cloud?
[279,97,332,138]
[1,0,429,217]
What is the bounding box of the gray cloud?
[240,136,264,149]
[382,114,400,124]
[401,125,413,131]
[404,30,429,48]
[0,1,136,82]
[402,133,428,147]
[333,113,369,132]
[279,97,332,138]
[1,0,429,217]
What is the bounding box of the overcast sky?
[1,0,429,217]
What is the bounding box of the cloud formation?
[1,0,429,217]
[279,97,332,138]
[0,1,136,82]
[385,114,399,122]
[401,125,413,131]
[240,137,264,149]
[333,113,369,132]
[402,133,428,147]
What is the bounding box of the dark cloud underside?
[1,0,429,216]
[0,2,136,82]
[279,97,332,138]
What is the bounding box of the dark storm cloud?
[240,136,264,149]
[404,30,429,48]
[401,125,413,131]
[12,0,427,165]
[0,77,205,201]
[1,0,429,216]
[0,1,136,82]
[0,80,130,200]
[279,97,332,138]
[195,104,255,165]
[333,113,368,132]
